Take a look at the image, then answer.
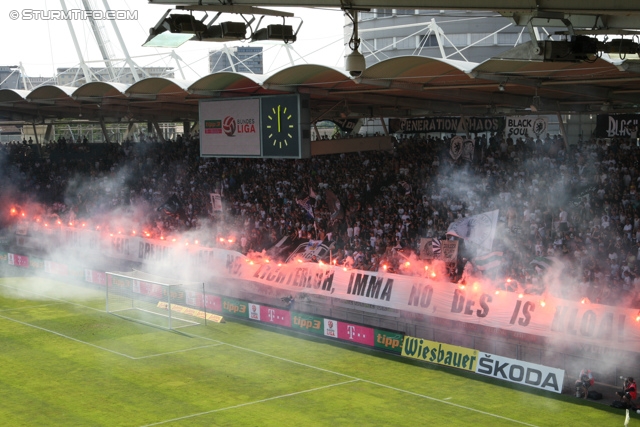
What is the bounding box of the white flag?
[446,210,499,251]
[210,193,223,212]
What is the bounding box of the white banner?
[475,353,565,393]
[505,116,548,138]
[227,259,639,351]
[16,223,640,352]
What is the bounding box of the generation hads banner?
[388,117,502,134]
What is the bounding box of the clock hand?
[277,105,281,132]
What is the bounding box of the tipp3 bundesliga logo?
[221,116,257,137]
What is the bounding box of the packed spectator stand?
[2,130,640,310]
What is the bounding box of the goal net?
[105,270,207,331]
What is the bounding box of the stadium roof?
[2,0,640,127]
[1,55,640,125]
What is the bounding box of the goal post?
[105,270,208,331]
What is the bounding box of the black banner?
[330,118,360,134]
[266,236,331,263]
[595,114,639,138]
[389,117,503,134]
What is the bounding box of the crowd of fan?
[2,129,640,308]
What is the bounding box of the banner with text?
[401,336,478,372]
[374,329,404,354]
[388,117,502,134]
[291,312,325,335]
[504,116,548,138]
[15,224,640,351]
[222,298,249,318]
[595,114,639,138]
[475,352,564,393]
[230,258,640,351]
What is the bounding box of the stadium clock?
[261,95,301,158]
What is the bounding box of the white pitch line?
[133,344,223,360]
[0,312,137,360]
[0,283,105,313]
[0,284,540,426]
[187,333,540,427]
[139,379,360,427]
[0,302,65,313]
[359,379,540,427]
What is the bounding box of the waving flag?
[325,189,344,222]
[431,238,442,255]
[474,251,504,271]
[210,193,223,212]
[296,197,314,219]
[447,210,499,251]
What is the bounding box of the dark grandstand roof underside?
[2,55,640,125]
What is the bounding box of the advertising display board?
[199,98,261,157]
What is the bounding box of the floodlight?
[250,16,302,44]
[200,22,247,42]
[251,24,296,43]
[144,11,206,47]
[143,32,194,48]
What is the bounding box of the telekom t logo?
[268,309,275,322]
[347,325,356,339]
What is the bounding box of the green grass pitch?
[0,276,631,426]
